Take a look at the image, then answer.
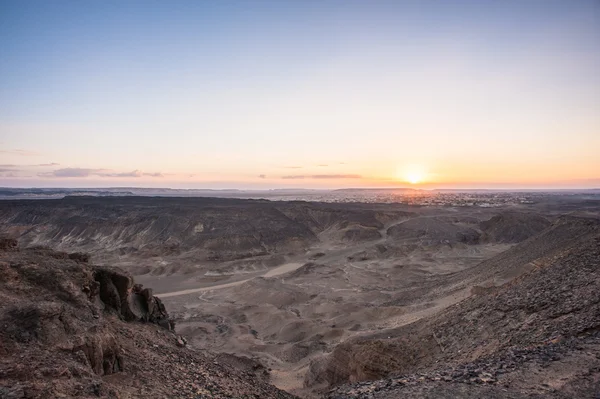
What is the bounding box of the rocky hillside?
[0,239,295,399]
[386,217,481,245]
[306,217,600,398]
[479,212,551,243]
[0,197,411,273]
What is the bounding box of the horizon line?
[1,186,599,192]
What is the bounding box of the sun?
[406,171,423,184]
[397,165,427,185]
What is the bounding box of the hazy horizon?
[1,183,600,191]
[1,1,599,189]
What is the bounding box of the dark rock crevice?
[93,267,173,330]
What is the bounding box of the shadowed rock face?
[0,242,296,399]
[93,267,173,328]
[1,244,174,379]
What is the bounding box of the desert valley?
[1,191,599,398]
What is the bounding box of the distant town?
[1,187,599,207]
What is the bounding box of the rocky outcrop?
[0,241,295,398]
[93,267,173,329]
[72,332,124,376]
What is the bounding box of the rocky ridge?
[318,219,600,398]
[0,239,295,398]
[0,197,412,275]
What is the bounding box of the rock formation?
[0,241,295,398]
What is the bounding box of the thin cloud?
[39,168,104,178]
[258,174,267,179]
[40,168,164,178]
[0,149,41,156]
[0,163,58,168]
[313,174,361,179]
[99,170,144,178]
[99,170,164,178]
[317,164,328,167]
[0,168,19,172]
[283,166,303,169]
[282,174,361,180]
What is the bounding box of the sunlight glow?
[1,2,599,189]
[397,165,427,185]
[406,172,423,185]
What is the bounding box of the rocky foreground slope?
[319,217,600,398]
[0,239,295,399]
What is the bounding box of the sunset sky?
[1,0,599,189]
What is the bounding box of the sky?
[0,0,599,189]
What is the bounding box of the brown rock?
[0,237,18,251]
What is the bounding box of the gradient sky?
[1,0,599,189]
